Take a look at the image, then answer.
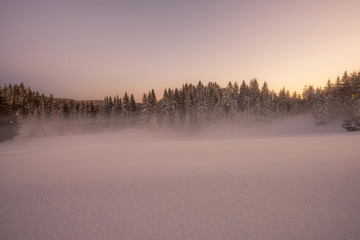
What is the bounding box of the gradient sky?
[1,0,359,100]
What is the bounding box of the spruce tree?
[149,89,158,128]
[130,94,136,113]
[122,92,130,121]
[313,90,329,125]
[161,89,170,125]
[238,80,249,113]
[141,93,149,126]
[343,71,360,131]
[278,87,289,115]
[260,82,272,120]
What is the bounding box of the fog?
[15,114,346,139]
[1,116,360,239]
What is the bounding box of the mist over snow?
[1,1,360,238]
[1,116,360,240]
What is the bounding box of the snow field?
[0,118,360,239]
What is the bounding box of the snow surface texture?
[1,116,360,240]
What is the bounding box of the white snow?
[1,116,360,239]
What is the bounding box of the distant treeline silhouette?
[1,70,360,140]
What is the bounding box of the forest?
[1,70,360,141]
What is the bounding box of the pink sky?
[1,0,359,100]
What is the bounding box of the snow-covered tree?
[260,82,272,120]
[249,79,261,116]
[238,80,249,113]
[313,90,329,125]
[343,71,360,131]
[141,93,149,126]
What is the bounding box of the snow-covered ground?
[1,116,360,239]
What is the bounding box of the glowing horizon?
[1,0,359,101]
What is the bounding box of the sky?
[0,0,359,100]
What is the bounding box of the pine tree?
[313,90,329,125]
[0,87,9,117]
[238,80,249,113]
[340,71,352,107]
[223,82,237,118]
[323,80,334,116]
[343,71,360,131]
[278,87,289,115]
[69,100,77,119]
[102,96,112,118]
[110,97,118,122]
[122,92,130,122]
[302,85,316,112]
[182,84,194,125]
[289,92,300,115]
[332,77,342,115]
[161,89,170,125]
[352,72,360,118]
[0,86,18,142]
[249,79,261,116]
[61,102,70,119]
[130,94,137,115]
[198,96,208,123]
[260,81,272,120]
[112,96,122,125]
[171,88,181,125]
[141,93,149,126]
[149,89,158,128]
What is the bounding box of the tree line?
[1,70,360,138]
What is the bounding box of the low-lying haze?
[1,116,359,239]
